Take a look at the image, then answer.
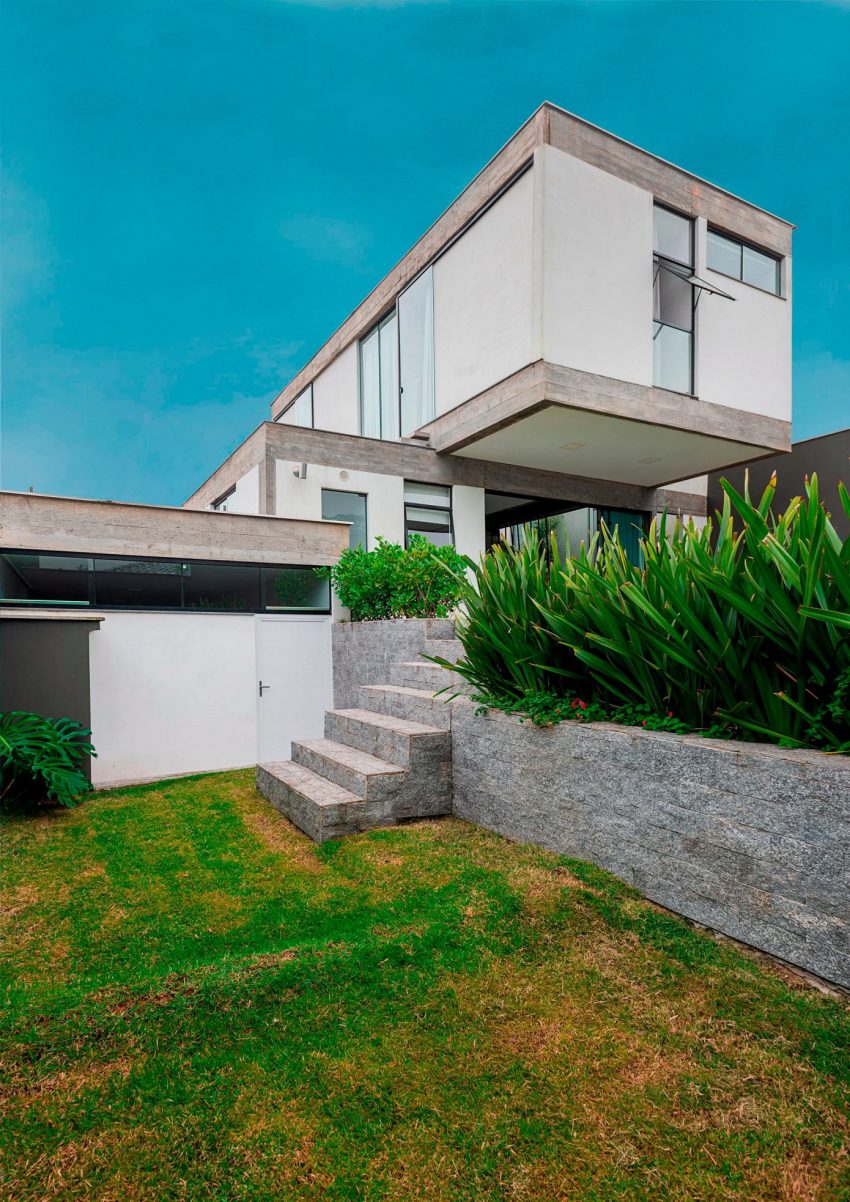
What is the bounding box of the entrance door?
[255,616,332,763]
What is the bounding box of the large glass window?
[0,552,93,605]
[653,205,694,394]
[321,489,367,550]
[707,229,781,295]
[261,567,330,611]
[0,550,330,613]
[399,268,435,435]
[182,562,261,611]
[404,481,452,548]
[359,313,399,440]
[278,384,314,428]
[94,558,183,608]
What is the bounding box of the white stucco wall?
[312,342,360,434]
[89,612,257,785]
[222,464,260,514]
[695,220,791,422]
[433,170,535,416]
[452,485,486,562]
[275,459,405,548]
[538,143,653,387]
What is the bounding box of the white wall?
[433,170,535,416]
[89,612,258,785]
[275,459,405,548]
[223,464,260,514]
[539,144,654,387]
[695,220,791,422]
[452,485,486,562]
[312,342,359,435]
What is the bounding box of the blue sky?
[2,0,848,505]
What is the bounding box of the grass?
[1,770,848,1201]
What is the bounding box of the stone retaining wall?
[452,700,849,988]
[331,618,454,709]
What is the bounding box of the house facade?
[186,103,793,560]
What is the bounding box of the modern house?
[186,102,793,562]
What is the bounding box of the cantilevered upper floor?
[269,102,792,489]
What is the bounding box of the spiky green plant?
[435,475,850,751]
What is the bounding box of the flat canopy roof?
[0,491,349,567]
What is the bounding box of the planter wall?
[452,701,850,988]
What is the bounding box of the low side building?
[0,490,348,785]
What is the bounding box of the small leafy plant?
[320,535,468,621]
[0,711,96,809]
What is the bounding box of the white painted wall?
[538,143,654,387]
[312,342,359,434]
[89,612,257,785]
[275,459,405,548]
[222,464,260,514]
[433,170,535,415]
[452,485,486,562]
[695,220,791,422]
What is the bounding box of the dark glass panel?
[0,551,93,604]
[321,490,367,551]
[182,562,260,611]
[94,558,183,608]
[261,567,329,611]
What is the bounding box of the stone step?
[292,737,406,801]
[325,707,449,768]
[423,637,465,663]
[257,760,391,844]
[359,683,453,730]
[389,660,458,692]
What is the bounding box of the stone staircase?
[256,626,463,842]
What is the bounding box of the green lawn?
[1,771,848,1201]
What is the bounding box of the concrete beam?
[420,360,792,459]
[0,491,349,566]
[264,423,657,512]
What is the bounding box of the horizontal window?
[707,229,781,295]
[404,481,452,548]
[0,550,330,614]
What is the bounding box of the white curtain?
[399,267,435,435]
[359,327,381,438]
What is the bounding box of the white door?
[255,616,333,763]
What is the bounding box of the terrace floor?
[1,770,848,1201]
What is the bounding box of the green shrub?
[0,712,95,809]
[320,535,468,622]
[434,475,850,752]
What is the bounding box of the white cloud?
[279,215,373,268]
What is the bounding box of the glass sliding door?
[379,313,399,441]
[359,324,382,438]
[359,313,398,440]
[399,268,435,435]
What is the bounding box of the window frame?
[706,227,782,296]
[652,203,696,396]
[211,485,236,512]
[278,383,314,428]
[0,548,332,615]
[320,488,368,551]
[403,481,453,549]
[358,309,399,441]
